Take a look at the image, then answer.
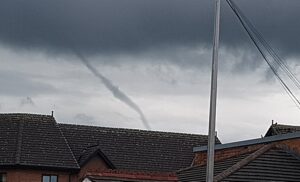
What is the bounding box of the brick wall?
[77,155,110,181]
[193,144,264,166]
[0,169,71,182]
[277,138,300,155]
[193,138,300,166]
[0,156,110,182]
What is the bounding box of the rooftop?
[0,113,79,171]
[179,123,300,181]
[178,144,300,181]
[0,113,215,173]
[60,123,219,172]
[194,131,300,152]
[265,123,300,137]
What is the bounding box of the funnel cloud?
[75,52,151,130]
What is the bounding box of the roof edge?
[0,113,53,117]
[56,122,80,169]
[0,164,80,172]
[194,131,300,152]
[58,123,208,137]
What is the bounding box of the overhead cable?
[228,0,300,90]
[227,0,300,109]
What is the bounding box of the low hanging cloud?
[0,0,299,62]
[0,70,57,96]
[73,113,96,124]
[20,96,35,107]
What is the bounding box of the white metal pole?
[206,0,221,181]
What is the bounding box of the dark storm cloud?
[0,0,211,54]
[0,0,299,58]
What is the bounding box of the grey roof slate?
[59,123,217,172]
[0,113,216,173]
[223,148,300,181]
[177,153,251,182]
[0,113,79,170]
[177,146,300,182]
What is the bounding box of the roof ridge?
[0,113,52,117]
[15,119,24,164]
[275,123,300,127]
[55,122,80,169]
[58,123,207,137]
[213,143,274,182]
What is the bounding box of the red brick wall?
[277,138,300,155]
[193,138,300,166]
[76,155,110,181]
[0,169,71,182]
[0,156,110,182]
[193,144,263,166]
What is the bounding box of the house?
[265,122,300,136]
[0,113,217,182]
[0,113,79,182]
[177,124,300,181]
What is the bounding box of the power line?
[227,0,300,109]
[228,0,300,90]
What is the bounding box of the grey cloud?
[20,96,35,107]
[0,70,57,96]
[0,0,211,54]
[74,113,95,123]
[0,0,299,58]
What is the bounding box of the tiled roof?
[177,153,251,181]
[223,148,300,181]
[265,123,300,136]
[59,123,217,172]
[177,144,300,182]
[0,113,79,171]
[0,113,216,173]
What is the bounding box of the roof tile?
[177,145,300,181]
[0,113,79,170]
[59,123,215,172]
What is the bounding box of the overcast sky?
[1,0,300,143]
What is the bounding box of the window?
[0,174,6,182]
[42,175,58,182]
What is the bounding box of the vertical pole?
[206,0,221,182]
